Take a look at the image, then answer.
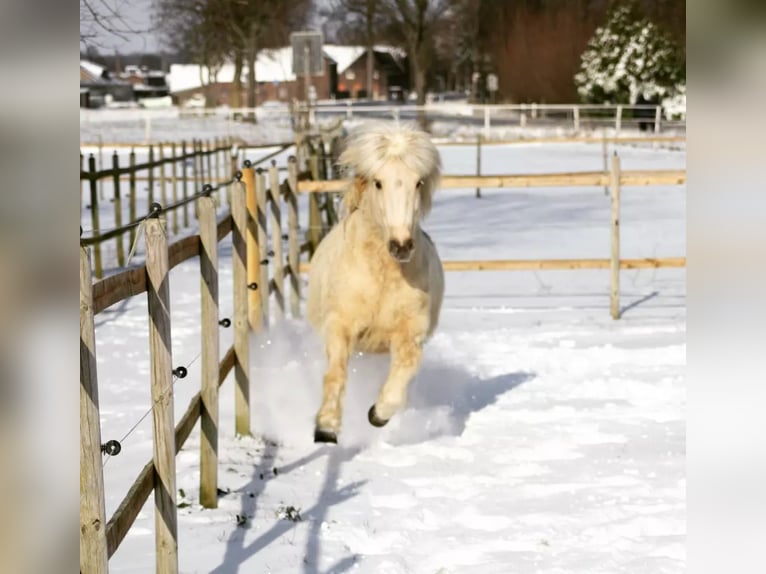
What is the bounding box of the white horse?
[307,122,444,443]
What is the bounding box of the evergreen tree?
[574,3,684,106]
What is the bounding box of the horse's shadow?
[383,363,534,445]
[339,353,535,447]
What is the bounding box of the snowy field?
[89,141,686,573]
[80,107,685,145]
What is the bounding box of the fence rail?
[297,169,687,193]
[295,144,686,320]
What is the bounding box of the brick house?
[167,45,409,106]
[324,45,408,100]
[168,47,335,107]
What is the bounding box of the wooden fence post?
[98,139,105,201]
[610,153,622,320]
[80,152,84,214]
[475,134,482,199]
[198,193,219,509]
[268,161,285,318]
[287,157,301,319]
[573,106,580,132]
[654,105,662,135]
[181,141,189,228]
[242,163,262,330]
[206,140,213,187]
[214,137,221,185]
[256,168,270,328]
[112,151,125,267]
[88,155,103,279]
[231,177,251,435]
[308,153,321,257]
[615,105,623,133]
[171,143,179,234]
[144,214,179,574]
[147,145,155,206]
[193,140,201,219]
[80,245,109,574]
[129,149,137,247]
[602,132,609,196]
[158,143,168,208]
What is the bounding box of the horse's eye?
[374,180,382,190]
[416,180,424,189]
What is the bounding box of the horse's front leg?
[314,320,352,444]
[369,334,424,427]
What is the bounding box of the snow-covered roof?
[81,59,106,82]
[167,44,408,93]
[322,45,406,73]
[168,47,299,93]
[322,45,366,73]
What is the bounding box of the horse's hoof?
[368,405,389,428]
[314,428,338,444]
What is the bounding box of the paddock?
[81,132,686,573]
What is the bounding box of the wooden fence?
[79,138,294,280]
[297,154,687,320]
[79,151,307,572]
[80,135,686,572]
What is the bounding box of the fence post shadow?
[210,446,364,574]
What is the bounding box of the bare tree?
[325,0,381,98]
[80,0,144,48]
[380,0,451,115]
[155,0,312,115]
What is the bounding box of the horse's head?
[339,122,441,262]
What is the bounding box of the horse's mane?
[337,122,441,218]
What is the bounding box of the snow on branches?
[574,4,685,118]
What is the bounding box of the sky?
[83,0,328,55]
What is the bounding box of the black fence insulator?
[288,155,297,163]
[235,170,243,181]
[243,159,252,168]
[101,440,122,456]
[149,202,163,217]
[267,250,275,257]
[282,234,288,241]
[203,183,213,196]
[256,167,264,175]
[260,259,269,265]
[248,282,258,290]
[173,366,188,379]
[219,318,231,328]
[271,159,277,167]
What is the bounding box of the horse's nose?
[388,238,414,261]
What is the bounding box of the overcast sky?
[84,0,326,54]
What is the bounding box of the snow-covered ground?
[80,107,685,145]
[91,141,686,573]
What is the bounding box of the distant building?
[166,45,409,107]
[80,60,133,108]
[120,67,170,102]
[323,45,407,100]
[80,60,170,107]
[168,47,335,108]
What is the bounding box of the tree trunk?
[366,46,374,99]
[246,22,258,123]
[232,49,243,112]
[414,56,427,129]
[365,6,375,99]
